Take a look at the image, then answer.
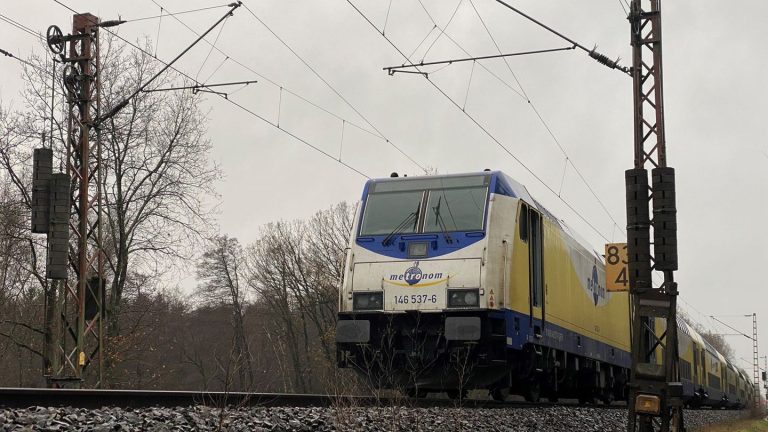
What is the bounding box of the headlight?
[353,292,383,310]
[447,289,480,308]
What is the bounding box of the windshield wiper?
[382,202,420,246]
[432,196,454,244]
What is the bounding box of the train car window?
[519,203,529,242]
[422,187,487,233]
[693,347,699,382]
[359,190,423,236]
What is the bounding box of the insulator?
[589,49,628,73]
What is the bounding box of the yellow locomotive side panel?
[540,218,631,353]
[503,199,629,355]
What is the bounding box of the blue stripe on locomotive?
[494,309,632,369]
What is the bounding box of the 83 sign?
[604,243,628,292]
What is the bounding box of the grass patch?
[693,418,768,432]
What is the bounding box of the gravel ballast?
[0,405,746,431]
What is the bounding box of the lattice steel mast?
[41,14,105,387]
[626,0,683,431]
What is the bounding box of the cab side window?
[519,203,529,242]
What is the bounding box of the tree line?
[0,35,361,392]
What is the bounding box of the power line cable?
[154,8,163,58]
[406,7,528,100]
[495,0,630,74]
[0,46,45,71]
[195,15,230,81]
[467,0,626,237]
[125,4,232,23]
[52,0,390,153]
[345,0,613,242]
[396,0,625,239]
[407,25,436,60]
[238,0,427,173]
[617,0,629,16]
[0,13,41,39]
[144,0,398,155]
[383,0,394,35]
[420,0,463,62]
[49,0,371,179]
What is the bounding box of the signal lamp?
[447,289,480,308]
[353,292,383,310]
[634,394,661,415]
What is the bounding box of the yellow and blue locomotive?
[336,170,752,405]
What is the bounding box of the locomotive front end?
[336,173,509,393]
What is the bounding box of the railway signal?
[625,1,684,431]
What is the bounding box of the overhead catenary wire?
[47,0,379,145]
[97,2,242,124]
[407,25,436,60]
[194,14,230,81]
[617,0,629,17]
[467,0,626,238]
[398,0,626,240]
[238,0,427,173]
[383,0,394,36]
[420,0,463,62]
[0,46,45,71]
[359,0,623,241]
[345,0,613,243]
[153,6,163,57]
[384,46,576,75]
[0,13,41,39]
[147,0,418,172]
[49,0,371,180]
[495,0,630,75]
[124,4,232,23]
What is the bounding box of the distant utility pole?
[711,314,761,410]
[761,355,767,408]
[625,1,683,431]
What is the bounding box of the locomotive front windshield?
[359,175,490,236]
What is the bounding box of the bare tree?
[244,202,354,392]
[0,35,220,382]
[195,235,254,390]
[246,223,308,392]
[98,36,220,340]
[303,202,355,359]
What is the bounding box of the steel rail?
[0,388,632,410]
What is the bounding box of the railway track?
[0,388,744,431]
[0,387,628,410]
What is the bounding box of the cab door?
[520,202,545,336]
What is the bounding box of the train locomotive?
[336,170,752,406]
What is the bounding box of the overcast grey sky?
[1,0,766,375]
